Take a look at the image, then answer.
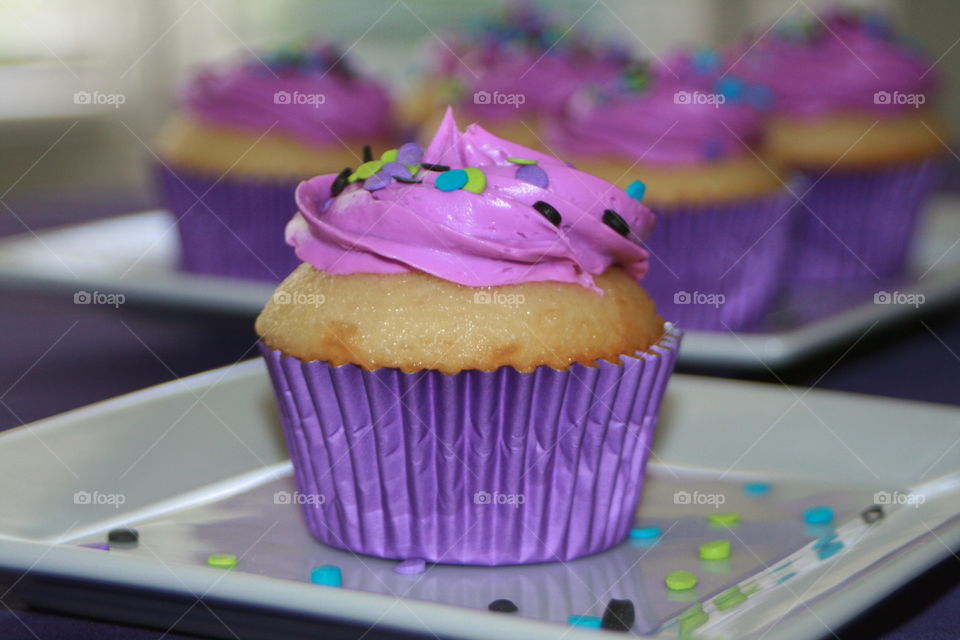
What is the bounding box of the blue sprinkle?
[396,142,423,166]
[515,164,549,188]
[812,534,838,551]
[715,76,744,101]
[380,161,412,180]
[625,180,646,202]
[310,565,342,587]
[803,506,835,525]
[817,540,844,560]
[692,48,720,74]
[434,169,468,192]
[629,526,661,540]
[744,482,770,496]
[568,615,602,628]
[363,171,391,191]
[776,571,798,584]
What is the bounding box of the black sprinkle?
[393,177,422,184]
[108,528,139,546]
[861,505,884,524]
[603,209,630,236]
[362,145,373,162]
[421,163,450,172]
[330,167,352,197]
[533,200,562,226]
[601,598,635,631]
[488,598,518,613]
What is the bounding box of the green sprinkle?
[677,604,708,633]
[380,149,398,163]
[665,570,698,591]
[207,553,237,569]
[349,160,384,182]
[708,512,741,528]
[405,164,420,175]
[507,157,537,165]
[462,167,487,194]
[699,539,731,560]
[714,586,747,611]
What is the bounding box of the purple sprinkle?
[380,162,412,180]
[364,171,391,191]
[394,558,427,575]
[321,198,334,211]
[79,542,110,551]
[516,164,549,188]
[396,142,424,166]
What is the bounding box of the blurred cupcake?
[156,41,399,281]
[401,1,629,148]
[547,51,796,331]
[731,8,947,286]
[256,109,681,565]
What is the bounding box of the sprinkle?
[310,565,342,587]
[714,587,747,611]
[803,506,834,525]
[533,200,561,226]
[567,615,602,628]
[744,482,771,496]
[699,539,731,561]
[362,145,373,162]
[488,598,518,613]
[602,209,630,236]
[601,598,635,631]
[515,164,548,188]
[507,156,537,165]
[665,570,698,591]
[462,167,487,194]
[812,534,837,551]
[629,526,661,540]
[434,169,468,192]
[364,171,391,191]
[716,76,744,101]
[79,542,110,551]
[108,528,139,547]
[396,142,424,165]
[394,558,426,575]
[380,162,412,180]
[350,160,384,182]
[708,513,741,528]
[421,162,450,172]
[777,571,798,584]
[330,167,352,196]
[861,505,884,524]
[678,605,708,633]
[207,553,237,569]
[625,180,646,202]
[380,148,398,163]
[393,176,422,184]
[692,48,720,74]
[817,540,844,560]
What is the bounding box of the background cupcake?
[155,41,399,281]
[547,51,796,332]
[730,8,947,288]
[401,1,629,148]
[256,110,680,565]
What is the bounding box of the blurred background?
[2,0,958,201]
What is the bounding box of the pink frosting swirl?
[182,43,395,145]
[729,9,937,118]
[286,109,655,292]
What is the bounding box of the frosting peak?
[287,109,656,292]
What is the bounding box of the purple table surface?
[0,189,958,639]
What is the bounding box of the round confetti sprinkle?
[533,200,561,226]
[434,169,468,192]
[364,171,391,191]
[708,513,741,527]
[803,506,834,525]
[567,615,602,628]
[861,505,884,524]
[421,162,450,172]
[602,209,630,236]
[108,528,139,546]
[488,598,518,613]
[507,156,537,165]
[744,482,771,496]
[330,167,352,197]
[665,570,698,591]
[601,598,635,631]
[396,143,424,165]
[629,526,661,540]
[462,167,487,194]
[625,180,646,202]
[380,148,398,163]
[714,587,747,611]
[207,553,237,569]
[394,558,426,575]
[362,145,373,163]
[310,565,342,587]
[350,160,384,182]
[678,604,708,633]
[380,162,412,179]
[699,539,731,561]
[515,164,548,188]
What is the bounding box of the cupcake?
[730,9,947,286]
[256,108,681,565]
[402,1,629,148]
[547,51,796,331]
[156,41,399,281]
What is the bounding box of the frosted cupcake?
[547,51,796,331]
[156,41,399,281]
[730,9,947,285]
[256,109,680,565]
[402,2,629,148]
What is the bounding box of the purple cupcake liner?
[154,163,302,282]
[260,327,681,566]
[641,189,798,332]
[790,157,945,285]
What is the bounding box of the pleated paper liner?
[260,326,681,566]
